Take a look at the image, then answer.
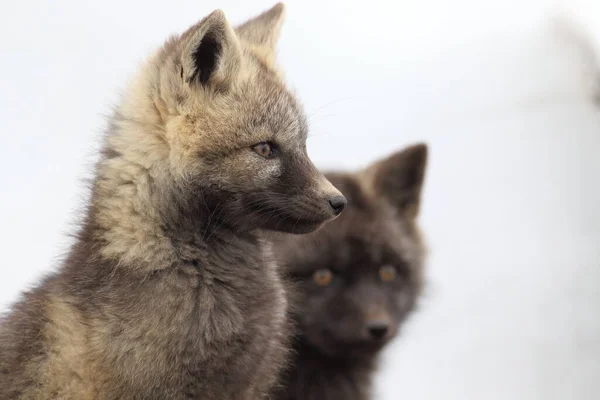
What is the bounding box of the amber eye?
[378,265,397,282]
[252,141,275,158]
[313,269,333,286]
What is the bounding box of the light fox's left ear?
[179,10,243,88]
[366,143,428,219]
[235,3,286,67]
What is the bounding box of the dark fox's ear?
[180,10,242,87]
[367,143,428,219]
[235,3,286,67]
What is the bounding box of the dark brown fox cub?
[0,3,346,399]
[272,144,428,400]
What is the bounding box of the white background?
[1,1,599,399]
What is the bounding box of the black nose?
[367,322,389,340]
[328,195,347,216]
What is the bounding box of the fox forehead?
[287,233,407,276]
[165,75,308,156]
[278,188,422,275]
[234,73,308,144]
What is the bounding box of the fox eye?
[252,141,276,158]
[378,265,397,282]
[313,268,333,286]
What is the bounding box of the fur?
[271,144,429,400]
[0,3,346,399]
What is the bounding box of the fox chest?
[111,262,288,397]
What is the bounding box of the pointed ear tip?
[388,143,428,161]
[206,9,228,23]
[406,142,429,162]
[272,2,286,14]
[265,3,286,24]
[373,143,428,177]
[262,3,286,23]
[410,142,428,153]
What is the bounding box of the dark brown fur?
[271,144,429,400]
[0,4,346,399]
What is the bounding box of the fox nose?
[367,322,389,340]
[328,195,347,216]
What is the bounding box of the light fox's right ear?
[179,10,242,87]
[235,3,286,67]
[365,143,428,219]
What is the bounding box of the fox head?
[103,3,345,239]
[274,144,428,359]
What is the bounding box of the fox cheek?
[254,161,282,184]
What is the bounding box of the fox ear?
[235,3,286,66]
[367,143,428,219]
[180,10,242,87]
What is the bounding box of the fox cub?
[273,144,428,400]
[0,3,346,399]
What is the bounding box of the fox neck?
[282,338,378,400]
[296,336,379,368]
[84,129,253,272]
